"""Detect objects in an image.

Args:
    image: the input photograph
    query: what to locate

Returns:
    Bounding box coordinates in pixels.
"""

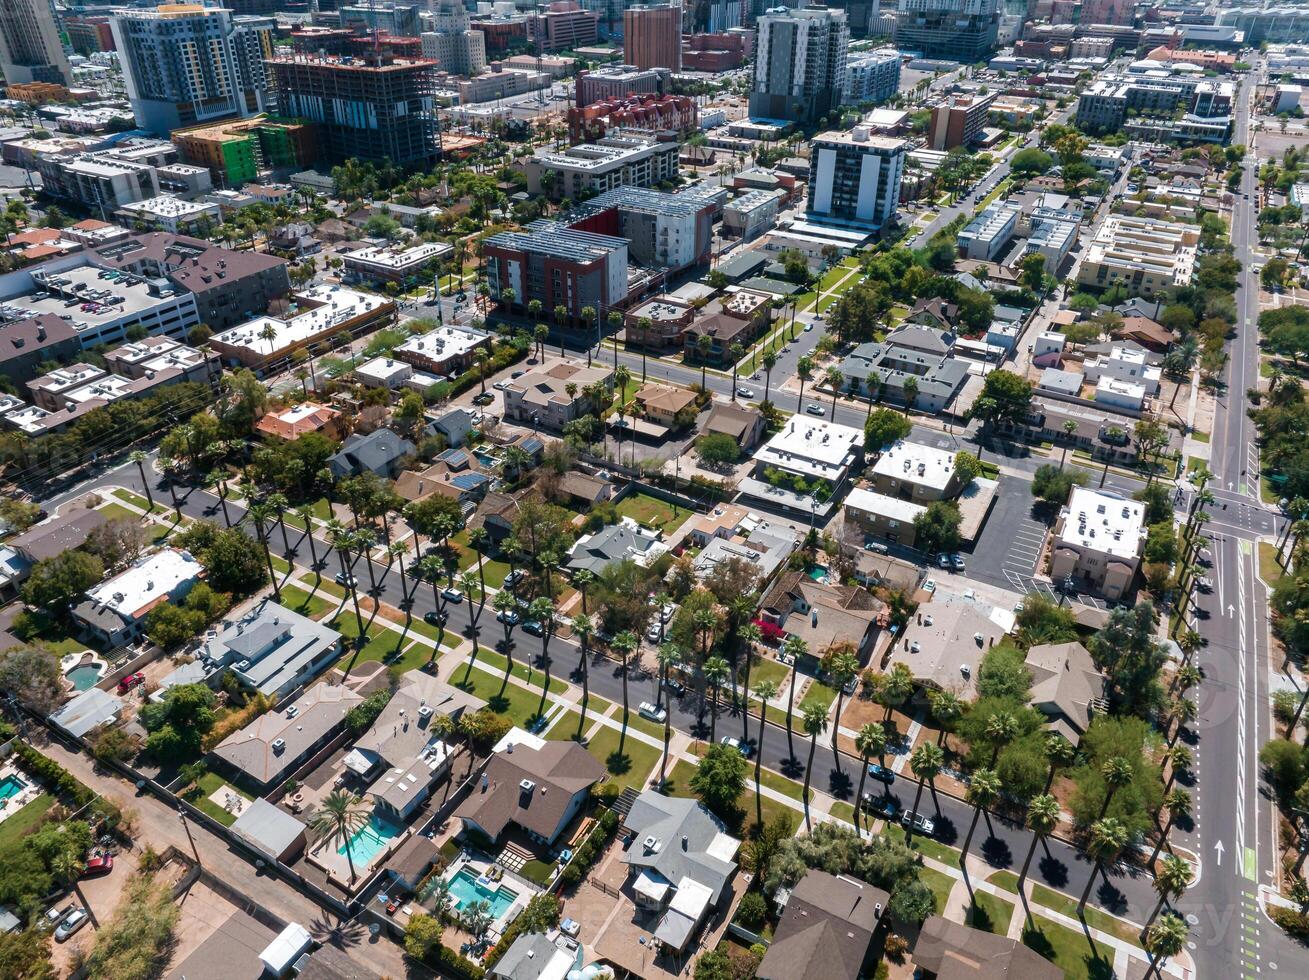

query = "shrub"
[735,891,768,931]
[1271,905,1309,941]
[560,807,620,887]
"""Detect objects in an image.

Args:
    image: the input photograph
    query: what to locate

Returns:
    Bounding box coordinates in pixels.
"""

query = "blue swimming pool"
[338,813,403,865]
[0,774,25,801]
[65,665,102,691]
[447,867,518,919]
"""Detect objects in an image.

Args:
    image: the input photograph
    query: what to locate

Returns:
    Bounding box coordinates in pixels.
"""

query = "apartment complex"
[576,64,671,107]
[1076,215,1199,299]
[65,16,116,56]
[524,135,678,200]
[342,240,454,286]
[0,0,72,86]
[894,0,1000,62]
[1050,487,1146,601]
[807,126,908,231]
[503,362,614,431]
[419,0,486,77]
[750,7,849,124]
[267,54,438,166]
[484,227,629,322]
[624,4,682,71]
[173,116,318,188]
[958,201,1020,261]
[844,48,902,106]
[569,185,720,273]
[928,93,995,150]
[110,5,273,134]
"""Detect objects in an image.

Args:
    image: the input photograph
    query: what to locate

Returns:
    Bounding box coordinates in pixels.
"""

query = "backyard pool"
[448,867,518,919]
[473,451,499,468]
[0,774,26,801]
[65,664,103,691]
[338,812,404,865]
[807,565,830,583]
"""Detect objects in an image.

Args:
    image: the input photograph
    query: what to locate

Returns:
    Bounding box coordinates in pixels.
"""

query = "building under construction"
[567,92,697,143]
[265,52,439,167]
[173,115,318,187]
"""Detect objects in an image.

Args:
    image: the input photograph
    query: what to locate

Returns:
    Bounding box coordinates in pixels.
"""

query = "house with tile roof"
[757,871,888,980]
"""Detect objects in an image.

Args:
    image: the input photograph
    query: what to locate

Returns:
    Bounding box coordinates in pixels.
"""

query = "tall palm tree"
[696,334,712,390]
[656,641,680,710]
[267,492,292,558]
[1098,756,1134,819]
[1018,793,1060,908]
[703,655,730,744]
[752,679,779,830]
[961,768,1002,873]
[1146,854,1194,931]
[247,501,282,603]
[466,526,490,597]
[985,712,1018,767]
[311,790,369,883]
[927,689,963,746]
[573,614,594,740]
[528,596,555,720]
[880,662,914,721]
[461,572,487,685]
[738,623,762,742]
[826,648,859,767]
[824,366,844,418]
[1149,788,1192,866]
[204,468,232,528]
[781,635,807,757]
[729,342,744,401]
[328,526,365,646]
[800,702,829,831]
[1161,744,1192,792]
[388,541,413,624]
[655,642,681,787]
[1043,733,1076,792]
[853,722,886,837]
[417,555,446,661]
[795,355,813,413]
[159,456,183,521]
[1079,817,1129,913]
[1144,913,1188,979]
[130,450,154,511]
[906,742,945,844]
[613,630,638,757]
[762,350,778,405]
[493,590,519,697]
[297,506,320,572]
[1060,419,1078,469]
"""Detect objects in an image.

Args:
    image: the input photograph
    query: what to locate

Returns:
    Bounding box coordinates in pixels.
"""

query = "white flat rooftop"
[345,240,453,270]
[871,439,958,492]
[845,487,927,524]
[395,325,489,361]
[1060,487,1145,560]
[755,417,864,481]
[84,548,203,620]
[212,285,388,355]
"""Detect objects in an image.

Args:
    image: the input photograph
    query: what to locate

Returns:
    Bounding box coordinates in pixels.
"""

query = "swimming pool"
[447,867,518,919]
[65,665,102,691]
[338,813,403,865]
[0,774,26,801]
[807,565,829,582]
[473,451,498,468]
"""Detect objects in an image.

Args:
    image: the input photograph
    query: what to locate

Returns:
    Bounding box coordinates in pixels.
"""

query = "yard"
[0,794,55,848]
[278,584,335,620]
[6,612,93,656]
[664,759,798,835]
[453,663,549,728]
[967,890,1014,935]
[182,771,251,828]
[584,724,661,793]
[919,865,956,915]
[97,501,142,523]
[1021,918,1115,980]
[614,492,685,533]
[112,487,164,514]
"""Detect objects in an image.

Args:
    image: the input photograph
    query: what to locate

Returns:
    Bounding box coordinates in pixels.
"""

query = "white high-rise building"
[420,0,486,76]
[0,0,72,86]
[807,124,907,230]
[750,7,850,124]
[111,5,272,135]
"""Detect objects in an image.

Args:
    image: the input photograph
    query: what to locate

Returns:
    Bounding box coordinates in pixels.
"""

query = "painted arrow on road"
[1228,603,1236,617]
[1214,840,1225,866]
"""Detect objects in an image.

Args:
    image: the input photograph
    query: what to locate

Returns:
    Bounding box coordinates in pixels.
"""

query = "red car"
[117,672,145,695]
[82,854,113,878]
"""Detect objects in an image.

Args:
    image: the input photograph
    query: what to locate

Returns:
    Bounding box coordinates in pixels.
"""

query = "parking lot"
[968,475,1052,595]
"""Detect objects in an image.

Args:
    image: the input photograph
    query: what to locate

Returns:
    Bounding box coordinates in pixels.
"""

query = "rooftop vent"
[271,738,286,753]
[519,778,535,794]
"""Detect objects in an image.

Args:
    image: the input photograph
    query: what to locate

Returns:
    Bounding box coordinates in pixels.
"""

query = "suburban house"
[7,508,107,565]
[50,688,121,738]
[489,933,580,980]
[210,683,365,793]
[198,599,343,703]
[328,429,416,479]
[566,518,667,576]
[455,728,606,846]
[889,594,1010,699]
[255,402,347,442]
[470,492,522,549]
[1024,641,1108,744]
[904,297,959,332]
[634,383,699,429]
[621,792,740,957]
[503,362,613,431]
[693,518,799,588]
[557,471,613,507]
[1049,487,1146,601]
[230,798,309,863]
[757,871,889,980]
[913,916,1062,980]
[702,401,767,452]
[1110,315,1174,352]
[426,407,476,448]
[759,571,885,665]
[70,548,205,647]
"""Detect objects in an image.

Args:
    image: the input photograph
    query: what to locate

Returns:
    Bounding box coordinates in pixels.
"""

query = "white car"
[736,386,755,398]
[638,701,667,723]
[440,588,464,604]
[805,404,825,416]
[55,908,89,943]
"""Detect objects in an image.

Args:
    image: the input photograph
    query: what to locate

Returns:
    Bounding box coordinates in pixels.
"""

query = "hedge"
[446,341,529,399]
[0,721,123,827]
[559,807,620,887]
[1271,905,1309,941]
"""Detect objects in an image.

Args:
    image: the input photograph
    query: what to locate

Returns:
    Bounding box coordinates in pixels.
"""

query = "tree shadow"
[981,835,1014,869]
[825,769,853,800]
[1038,854,1069,888]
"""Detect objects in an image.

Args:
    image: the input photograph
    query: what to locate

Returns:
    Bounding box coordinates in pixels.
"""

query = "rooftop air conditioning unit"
[643,835,661,852]
[236,659,251,671]
[286,705,300,718]
[519,778,536,793]
[418,705,434,719]
[272,738,286,753]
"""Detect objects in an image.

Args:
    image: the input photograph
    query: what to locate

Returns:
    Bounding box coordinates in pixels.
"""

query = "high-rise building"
[1078,0,1133,26]
[844,47,901,105]
[266,53,439,166]
[420,0,486,76]
[577,64,672,107]
[624,4,682,71]
[338,3,422,37]
[688,0,743,32]
[750,7,849,124]
[65,16,116,57]
[928,92,995,149]
[111,5,273,135]
[806,124,907,230]
[0,0,72,86]
[536,1,600,54]
[893,0,1000,62]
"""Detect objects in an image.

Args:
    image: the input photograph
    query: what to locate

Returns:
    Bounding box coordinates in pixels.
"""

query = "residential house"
[890,593,1010,699]
[470,491,522,549]
[503,362,614,431]
[267,222,320,256]
[621,792,740,956]
[683,313,759,365]
[70,548,204,647]
[256,402,348,442]
[693,519,799,588]
[1049,487,1145,601]
[386,836,442,894]
[490,933,579,980]
[757,871,888,980]
[557,471,613,508]
[839,332,969,413]
[634,383,698,429]
[394,451,492,509]
[566,518,667,576]
[904,297,958,332]
[843,487,926,547]
[851,551,923,593]
[198,599,344,703]
[913,916,1062,980]
[50,688,121,738]
[230,798,309,863]
[739,418,865,519]
[7,509,107,564]
[702,400,767,452]
[1024,641,1108,745]
[327,429,416,479]
[760,571,885,665]
[1110,315,1175,353]
[455,728,606,846]
[427,407,475,448]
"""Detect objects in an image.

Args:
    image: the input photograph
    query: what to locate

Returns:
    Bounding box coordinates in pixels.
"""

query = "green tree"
[853,722,888,836]
[1079,817,1129,912]
[1031,463,1085,505]
[690,743,748,821]
[311,790,370,883]
[403,913,444,962]
[20,550,102,616]
[913,500,963,554]
[1018,793,1060,901]
[864,408,911,452]
[801,702,830,830]
[907,742,945,843]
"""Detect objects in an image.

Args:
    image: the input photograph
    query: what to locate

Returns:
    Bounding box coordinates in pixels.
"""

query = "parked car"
[496,609,520,626]
[721,736,754,758]
[82,854,113,878]
[473,392,494,405]
[492,381,508,391]
[736,386,755,398]
[803,323,813,332]
[441,588,464,604]
[866,763,896,785]
[44,904,74,930]
[423,610,448,627]
[503,569,525,590]
[638,701,667,723]
[646,623,662,643]
[861,793,897,819]
[662,677,686,698]
[522,620,545,636]
[951,554,966,572]
[937,553,951,569]
[116,672,145,695]
[805,403,825,416]
[900,810,935,836]
[335,571,357,588]
[55,908,89,943]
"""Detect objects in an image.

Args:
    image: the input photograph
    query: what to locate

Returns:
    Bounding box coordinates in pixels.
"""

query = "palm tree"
[328,525,365,646]
[961,768,1002,874]
[607,310,622,368]
[204,468,232,527]
[1147,854,1194,931]
[824,366,844,418]
[737,623,762,742]
[728,342,744,400]
[613,630,638,757]
[703,655,730,744]
[985,712,1018,767]
[159,456,183,521]
[1079,817,1129,913]
[902,376,918,415]
[528,596,555,719]
[1149,788,1192,866]
[267,492,292,557]
[796,355,813,413]
[1144,913,1188,979]
[927,689,963,746]
[800,702,829,831]
[473,348,489,397]
[907,742,945,843]
[534,322,549,361]
[1043,733,1076,792]
[853,722,887,837]
[296,506,320,571]
[880,662,914,721]
[247,501,282,603]
[826,648,859,766]
[1060,419,1078,469]
[130,450,154,511]
[781,635,807,756]
[752,679,779,830]
[1099,756,1134,819]
[762,349,778,405]
[1018,793,1060,907]
[388,541,413,624]
[1161,743,1192,792]
[467,526,490,597]
[493,590,519,697]
[573,613,594,739]
[311,790,369,883]
[696,334,713,389]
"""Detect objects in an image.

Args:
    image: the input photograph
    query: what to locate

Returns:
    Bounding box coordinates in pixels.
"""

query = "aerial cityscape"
[0,0,1305,978]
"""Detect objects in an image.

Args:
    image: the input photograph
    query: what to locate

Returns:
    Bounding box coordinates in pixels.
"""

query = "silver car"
[55,908,89,943]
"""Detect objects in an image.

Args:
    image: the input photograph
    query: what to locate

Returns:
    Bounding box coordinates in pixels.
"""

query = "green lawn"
[6,612,92,656]
[474,646,569,694]
[748,658,790,689]
[1191,429,1210,444]
[799,680,838,715]
[183,772,251,828]
[1022,918,1116,980]
[520,858,557,886]
[277,584,334,620]
[615,492,684,532]
[453,663,550,728]
[919,865,956,915]
[146,523,171,543]
[1029,882,1142,948]
[317,578,348,599]
[0,794,54,847]
[886,824,963,869]
[664,759,799,835]
[546,708,585,740]
[987,870,1021,893]
[968,890,1014,934]
[97,502,140,523]
[830,801,856,825]
[112,488,164,514]
[585,723,662,793]
[1260,541,1282,585]
[329,614,415,670]
[402,615,461,650]
[270,553,291,575]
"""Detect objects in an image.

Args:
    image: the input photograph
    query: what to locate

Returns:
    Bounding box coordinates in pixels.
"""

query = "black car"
[860,793,897,819]
[522,620,545,636]
[423,610,448,627]
[661,677,686,698]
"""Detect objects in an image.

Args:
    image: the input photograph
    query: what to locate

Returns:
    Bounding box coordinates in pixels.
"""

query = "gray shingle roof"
[328,429,415,477]
[622,792,739,906]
